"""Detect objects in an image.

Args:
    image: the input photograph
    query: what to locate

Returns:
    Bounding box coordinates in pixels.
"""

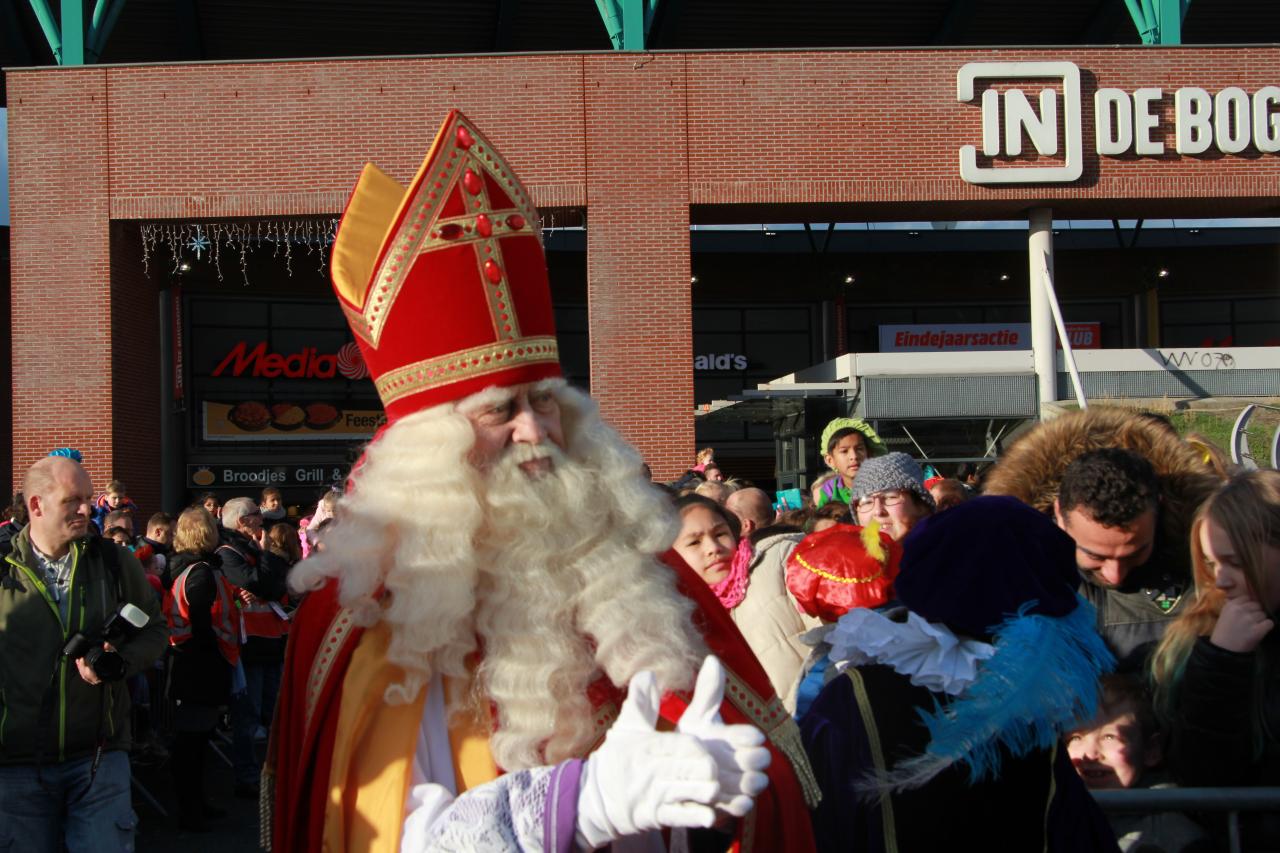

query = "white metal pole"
[1029,208,1055,406]
[1042,265,1088,410]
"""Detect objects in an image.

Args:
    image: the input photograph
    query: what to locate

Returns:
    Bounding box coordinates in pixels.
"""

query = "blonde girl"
[1151,470,1280,800]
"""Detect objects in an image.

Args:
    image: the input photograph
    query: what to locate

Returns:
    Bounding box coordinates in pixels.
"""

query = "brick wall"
[8,46,1280,488]
[8,69,115,491]
[584,54,694,472]
[685,48,1280,214]
[0,227,11,501]
[109,222,162,516]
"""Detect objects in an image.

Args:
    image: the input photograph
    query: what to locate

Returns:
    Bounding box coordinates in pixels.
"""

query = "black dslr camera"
[61,603,149,683]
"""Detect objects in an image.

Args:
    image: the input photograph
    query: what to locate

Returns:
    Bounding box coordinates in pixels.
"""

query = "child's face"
[262,494,281,512]
[1066,706,1159,789]
[106,492,125,509]
[824,433,867,485]
[1201,516,1280,612]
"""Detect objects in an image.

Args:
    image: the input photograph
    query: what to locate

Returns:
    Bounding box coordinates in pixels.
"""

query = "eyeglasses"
[855,491,907,513]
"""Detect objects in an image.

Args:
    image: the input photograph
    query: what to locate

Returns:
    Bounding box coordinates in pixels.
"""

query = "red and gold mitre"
[330,110,561,422]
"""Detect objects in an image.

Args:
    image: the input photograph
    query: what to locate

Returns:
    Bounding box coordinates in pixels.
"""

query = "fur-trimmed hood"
[984,407,1221,583]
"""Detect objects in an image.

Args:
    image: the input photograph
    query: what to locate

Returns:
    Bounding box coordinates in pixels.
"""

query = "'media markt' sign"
[957,61,1280,184]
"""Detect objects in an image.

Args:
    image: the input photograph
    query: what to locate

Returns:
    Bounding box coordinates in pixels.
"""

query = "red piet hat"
[330,110,561,423]
[785,523,901,623]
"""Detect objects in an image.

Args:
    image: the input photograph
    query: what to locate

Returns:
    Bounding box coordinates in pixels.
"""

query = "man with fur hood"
[984,408,1220,670]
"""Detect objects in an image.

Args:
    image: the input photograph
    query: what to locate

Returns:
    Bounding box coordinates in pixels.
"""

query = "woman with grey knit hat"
[849,452,936,542]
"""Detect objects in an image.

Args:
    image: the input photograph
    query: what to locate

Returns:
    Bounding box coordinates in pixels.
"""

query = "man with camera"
[0,456,167,852]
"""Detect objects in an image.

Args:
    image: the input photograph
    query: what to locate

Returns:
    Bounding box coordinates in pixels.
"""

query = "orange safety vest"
[166,562,243,667]
[239,595,291,641]
[216,542,292,642]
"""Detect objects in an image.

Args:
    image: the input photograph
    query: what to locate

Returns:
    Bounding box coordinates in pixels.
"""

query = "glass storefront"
[181,293,380,508]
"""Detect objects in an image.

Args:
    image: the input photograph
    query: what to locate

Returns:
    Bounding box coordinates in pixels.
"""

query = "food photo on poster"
[188,296,385,444]
[205,400,384,441]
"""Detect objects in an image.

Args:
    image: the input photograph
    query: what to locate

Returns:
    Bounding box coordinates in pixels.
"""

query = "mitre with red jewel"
[330,110,560,422]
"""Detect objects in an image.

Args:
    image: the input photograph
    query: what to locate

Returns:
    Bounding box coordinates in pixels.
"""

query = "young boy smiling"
[1066,675,1207,852]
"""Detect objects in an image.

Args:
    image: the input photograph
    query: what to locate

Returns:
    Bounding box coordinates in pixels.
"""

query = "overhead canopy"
[4,0,1276,77]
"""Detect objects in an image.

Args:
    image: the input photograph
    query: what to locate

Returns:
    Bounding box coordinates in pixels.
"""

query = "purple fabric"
[799,666,1121,852]
[543,758,584,853]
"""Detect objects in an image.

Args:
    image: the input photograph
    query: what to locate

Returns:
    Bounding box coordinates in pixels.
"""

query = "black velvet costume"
[801,664,1121,852]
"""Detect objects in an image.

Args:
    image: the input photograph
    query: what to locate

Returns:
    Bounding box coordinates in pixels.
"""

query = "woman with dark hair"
[672,494,741,591]
[163,507,243,831]
[672,494,820,711]
[196,491,222,520]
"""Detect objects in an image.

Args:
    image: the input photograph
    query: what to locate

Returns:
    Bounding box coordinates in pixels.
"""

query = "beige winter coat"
[729,532,822,713]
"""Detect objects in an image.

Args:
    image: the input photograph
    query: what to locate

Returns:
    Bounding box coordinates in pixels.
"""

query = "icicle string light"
[138,219,340,286]
[139,212,569,285]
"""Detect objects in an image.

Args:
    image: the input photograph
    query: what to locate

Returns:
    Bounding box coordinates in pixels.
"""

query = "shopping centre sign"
[957,61,1280,184]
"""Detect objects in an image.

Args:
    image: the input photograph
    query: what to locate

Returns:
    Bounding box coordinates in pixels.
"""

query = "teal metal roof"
[4,0,1278,104]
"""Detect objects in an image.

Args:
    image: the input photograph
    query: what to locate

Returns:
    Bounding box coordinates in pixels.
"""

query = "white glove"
[675,656,771,818]
[575,656,772,850]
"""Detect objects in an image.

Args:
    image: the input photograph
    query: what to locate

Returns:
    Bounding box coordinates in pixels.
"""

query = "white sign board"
[957,61,1280,184]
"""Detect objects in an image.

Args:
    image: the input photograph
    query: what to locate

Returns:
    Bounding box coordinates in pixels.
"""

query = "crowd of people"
[0,460,340,841]
[665,411,1278,851]
[5,403,1273,852]
[1,109,1276,853]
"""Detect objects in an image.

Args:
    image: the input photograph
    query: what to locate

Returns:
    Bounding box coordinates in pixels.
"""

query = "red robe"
[265,552,818,852]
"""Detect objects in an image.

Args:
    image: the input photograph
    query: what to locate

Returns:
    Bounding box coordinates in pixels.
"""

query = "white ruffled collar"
[826,608,995,696]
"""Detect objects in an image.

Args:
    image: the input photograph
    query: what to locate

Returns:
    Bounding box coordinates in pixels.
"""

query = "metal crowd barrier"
[1092,787,1280,853]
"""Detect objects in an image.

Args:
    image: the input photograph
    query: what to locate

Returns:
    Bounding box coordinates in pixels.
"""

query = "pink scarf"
[711,538,753,611]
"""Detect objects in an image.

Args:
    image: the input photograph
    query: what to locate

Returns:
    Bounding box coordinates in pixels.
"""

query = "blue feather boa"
[864,595,1115,794]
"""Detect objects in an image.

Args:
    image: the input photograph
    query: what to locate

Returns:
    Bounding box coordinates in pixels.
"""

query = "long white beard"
[473,440,703,769]
[289,385,705,770]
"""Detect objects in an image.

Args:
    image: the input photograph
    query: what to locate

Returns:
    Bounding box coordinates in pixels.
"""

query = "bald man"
[0,456,167,852]
[726,487,776,539]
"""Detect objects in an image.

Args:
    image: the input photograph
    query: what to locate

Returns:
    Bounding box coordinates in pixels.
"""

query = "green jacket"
[0,528,167,765]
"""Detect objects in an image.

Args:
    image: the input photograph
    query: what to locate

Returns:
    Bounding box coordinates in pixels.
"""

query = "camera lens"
[84,648,127,682]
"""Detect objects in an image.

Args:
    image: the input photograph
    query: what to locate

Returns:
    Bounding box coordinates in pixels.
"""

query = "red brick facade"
[8,47,1280,494]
